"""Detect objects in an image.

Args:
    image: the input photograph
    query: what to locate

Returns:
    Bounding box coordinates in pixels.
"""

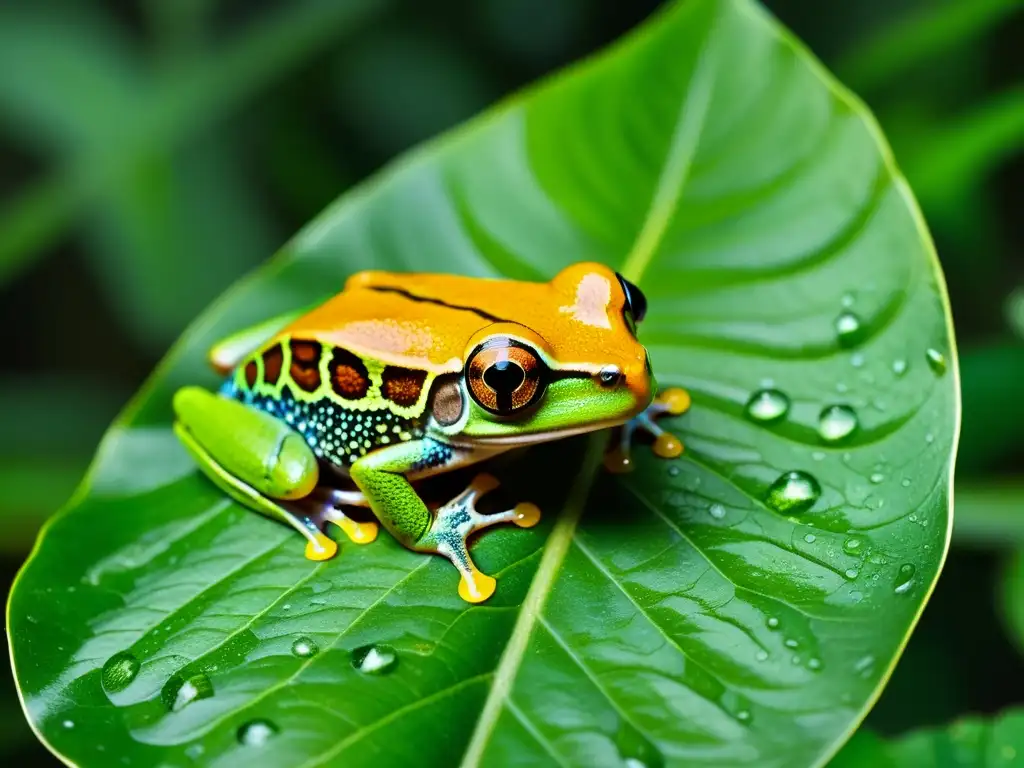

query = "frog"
[172,262,690,604]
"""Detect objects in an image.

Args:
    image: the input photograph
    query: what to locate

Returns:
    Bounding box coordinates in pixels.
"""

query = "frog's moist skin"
[173,262,690,603]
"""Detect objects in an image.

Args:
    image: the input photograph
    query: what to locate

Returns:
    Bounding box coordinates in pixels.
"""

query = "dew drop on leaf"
[892,358,908,376]
[62,720,74,729]
[845,568,859,580]
[925,348,947,375]
[818,405,858,442]
[101,651,140,693]
[765,471,821,515]
[291,637,319,658]
[843,538,863,555]
[808,657,823,671]
[237,719,278,747]
[744,388,790,423]
[667,464,680,477]
[351,644,398,675]
[767,617,780,630]
[803,533,816,543]
[708,503,726,520]
[755,650,769,662]
[870,473,885,484]
[616,720,664,768]
[162,673,214,712]
[894,563,916,594]
[834,312,862,346]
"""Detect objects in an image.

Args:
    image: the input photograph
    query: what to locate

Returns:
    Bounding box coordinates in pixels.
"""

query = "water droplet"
[784,638,799,649]
[767,617,780,630]
[162,673,214,712]
[291,637,318,658]
[755,650,768,662]
[845,568,859,580]
[841,293,855,308]
[237,719,278,747]
[102,651,140,693]
[745,389,790,423]
[808,658,823,671]
[311,581,330,595]
[836,381,849,393]
[854,655,875,678]
[62,720,74,729]
[667,465,680,477]
[843,538,863,555]
[351,644,398,675]
[894,564,916,594]
[851,353,865,368]
[765,471,821,515]
[892,359,908,376]
[185,744,205,760]
[736,710,751,723]
[803,533,816,544]
[901,478,911,488]
[925,348,947,375]
[812,451,826,461]
[835,312,862,346]
[925,433,935,444]
[616,721,664,768]
[708,503,726,520]
[818,405,858,442]
[870,473,885,484]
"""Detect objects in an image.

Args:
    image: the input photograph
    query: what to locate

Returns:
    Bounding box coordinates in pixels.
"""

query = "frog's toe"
[323,508,379,545]
[458,569,497,604]
[604,387,690,472]
[299,517,339,562]
[420,477,541,604]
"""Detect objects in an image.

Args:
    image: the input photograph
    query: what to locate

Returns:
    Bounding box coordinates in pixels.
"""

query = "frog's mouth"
[450,416,634,448]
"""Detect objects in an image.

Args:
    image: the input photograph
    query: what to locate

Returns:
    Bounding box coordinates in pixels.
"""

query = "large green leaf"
[8,1,958,766]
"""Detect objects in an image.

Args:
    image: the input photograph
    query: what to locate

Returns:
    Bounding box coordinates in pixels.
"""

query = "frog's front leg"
[350,439,540,603]
[172,387,378,559]
[604,387,691,473]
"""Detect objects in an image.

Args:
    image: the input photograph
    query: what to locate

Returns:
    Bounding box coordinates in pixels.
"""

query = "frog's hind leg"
[173,386,369,562]
[604,387,691,473]
[173,417,338,562]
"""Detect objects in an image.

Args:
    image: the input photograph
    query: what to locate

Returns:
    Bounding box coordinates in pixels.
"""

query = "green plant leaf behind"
[8,1,958,766]
[830,708,1024,767]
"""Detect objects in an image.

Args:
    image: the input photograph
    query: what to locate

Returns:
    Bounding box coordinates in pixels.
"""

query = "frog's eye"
[615,272,647,328]
[466,338,545,415]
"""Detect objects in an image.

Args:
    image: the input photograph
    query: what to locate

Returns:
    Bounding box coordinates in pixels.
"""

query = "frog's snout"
[623,356,654,412]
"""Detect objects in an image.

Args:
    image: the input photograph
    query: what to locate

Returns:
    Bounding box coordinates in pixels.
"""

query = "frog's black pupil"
[484,360,525,393]
[615,272,647,324]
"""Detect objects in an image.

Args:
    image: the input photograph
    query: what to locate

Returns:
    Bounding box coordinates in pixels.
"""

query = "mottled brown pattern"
[244,361,258,389]
[262,344,283,385]
[430,378,463,426]
[289,339,322,392]
[328,347,369,400]
[382,366,427,407]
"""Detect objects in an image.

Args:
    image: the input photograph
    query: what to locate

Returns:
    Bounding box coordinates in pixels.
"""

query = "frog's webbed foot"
[417,473,541,604]
[290,487,379,561]
[604,387,691,474]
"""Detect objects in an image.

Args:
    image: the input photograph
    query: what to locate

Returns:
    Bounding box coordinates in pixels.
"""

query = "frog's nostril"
[598,365,623,388]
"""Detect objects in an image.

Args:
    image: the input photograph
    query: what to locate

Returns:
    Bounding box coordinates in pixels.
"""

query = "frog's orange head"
[450,262,655,446]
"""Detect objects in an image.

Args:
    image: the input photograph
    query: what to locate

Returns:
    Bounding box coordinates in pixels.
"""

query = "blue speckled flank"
[229,385,426,469]
[413,438,454,473]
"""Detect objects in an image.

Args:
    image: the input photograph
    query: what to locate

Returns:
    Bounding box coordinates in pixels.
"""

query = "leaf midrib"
[458,23,716,763]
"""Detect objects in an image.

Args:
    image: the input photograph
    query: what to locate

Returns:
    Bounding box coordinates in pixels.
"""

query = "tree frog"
[173,262,689,603]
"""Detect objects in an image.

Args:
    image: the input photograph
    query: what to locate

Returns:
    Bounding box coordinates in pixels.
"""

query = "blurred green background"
[0,0,1020,764]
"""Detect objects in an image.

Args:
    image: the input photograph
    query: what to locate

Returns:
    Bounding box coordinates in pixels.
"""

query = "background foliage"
[0,0,1018,765]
